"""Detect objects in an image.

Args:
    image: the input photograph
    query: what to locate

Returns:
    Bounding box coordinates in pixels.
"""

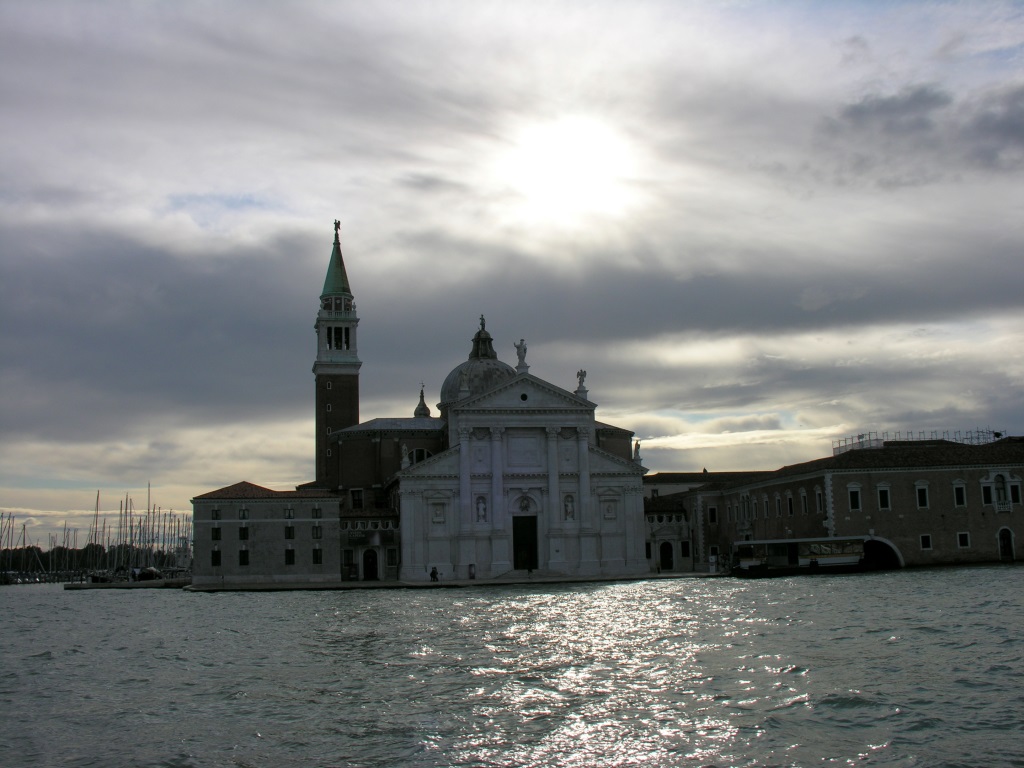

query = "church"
[191,223,649,587]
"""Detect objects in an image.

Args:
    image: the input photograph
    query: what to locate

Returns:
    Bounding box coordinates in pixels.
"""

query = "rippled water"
[2,567,1023,767]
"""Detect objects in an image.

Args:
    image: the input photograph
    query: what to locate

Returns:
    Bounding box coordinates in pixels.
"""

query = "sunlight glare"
[497,117,639,224]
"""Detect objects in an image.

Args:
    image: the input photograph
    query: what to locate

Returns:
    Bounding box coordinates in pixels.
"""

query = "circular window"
[520,393,528,401]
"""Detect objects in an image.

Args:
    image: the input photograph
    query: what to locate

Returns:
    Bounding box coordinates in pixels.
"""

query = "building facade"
[191,225,648,587]
[677,438,1023,570]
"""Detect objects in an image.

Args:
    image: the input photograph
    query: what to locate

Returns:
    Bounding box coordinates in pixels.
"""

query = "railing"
[996,501,1012,513]
[319,309,356,320]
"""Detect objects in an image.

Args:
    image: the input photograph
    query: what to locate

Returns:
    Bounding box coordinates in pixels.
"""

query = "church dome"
[439,318,516,409]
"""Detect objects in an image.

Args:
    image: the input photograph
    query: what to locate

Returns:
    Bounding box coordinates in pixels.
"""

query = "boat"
[731,536,870,577]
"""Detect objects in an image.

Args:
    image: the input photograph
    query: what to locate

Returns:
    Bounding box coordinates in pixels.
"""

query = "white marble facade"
[397,374,647,581]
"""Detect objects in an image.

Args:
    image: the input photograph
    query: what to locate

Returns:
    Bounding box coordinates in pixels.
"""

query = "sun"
[496,116,639,225]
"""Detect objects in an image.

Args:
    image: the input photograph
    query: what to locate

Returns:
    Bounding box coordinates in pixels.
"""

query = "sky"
[2,1,1023,548]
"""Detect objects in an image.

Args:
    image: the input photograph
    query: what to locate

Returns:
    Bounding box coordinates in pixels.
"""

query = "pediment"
[452,373,594,413]
[589,446,646,475]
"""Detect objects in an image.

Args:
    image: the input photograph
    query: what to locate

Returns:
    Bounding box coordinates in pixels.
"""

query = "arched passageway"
[999,528,1015,562]
[863,539,902,570]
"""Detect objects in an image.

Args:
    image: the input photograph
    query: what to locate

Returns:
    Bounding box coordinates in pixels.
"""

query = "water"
[2,567,1023,768]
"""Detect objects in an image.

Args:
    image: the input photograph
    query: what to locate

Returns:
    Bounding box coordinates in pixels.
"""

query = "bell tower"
[313,220,361,487]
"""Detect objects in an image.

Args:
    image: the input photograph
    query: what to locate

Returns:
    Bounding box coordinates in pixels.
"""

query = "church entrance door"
[659,541,674,571]
[513,516,538,571]
[362,548,379,580]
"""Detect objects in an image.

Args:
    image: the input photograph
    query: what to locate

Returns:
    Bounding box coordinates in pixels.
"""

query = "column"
[490,427,505,530]
[577,426,599,574]
[546,427,561,528]
[459,427,472,532]
[547,426,567,572]
[490,426,511,574]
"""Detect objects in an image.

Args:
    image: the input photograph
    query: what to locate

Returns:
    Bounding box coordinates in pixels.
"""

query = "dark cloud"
[835,85,952,136]
[818,82,1024,186]
[961,84,1024,170]
[0,224,321,442]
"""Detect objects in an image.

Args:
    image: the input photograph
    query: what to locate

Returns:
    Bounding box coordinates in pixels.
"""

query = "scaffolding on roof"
[832,428,1005,455]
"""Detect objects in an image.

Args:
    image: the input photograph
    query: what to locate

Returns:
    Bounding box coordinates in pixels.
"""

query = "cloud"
[1,1,1023,547]
[816,81,1024,186]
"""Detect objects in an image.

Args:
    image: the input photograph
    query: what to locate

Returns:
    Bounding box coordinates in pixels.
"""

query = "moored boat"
[731,536,870,577]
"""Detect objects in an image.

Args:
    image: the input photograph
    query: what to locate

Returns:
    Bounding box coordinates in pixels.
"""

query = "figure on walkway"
[430,566,439,582]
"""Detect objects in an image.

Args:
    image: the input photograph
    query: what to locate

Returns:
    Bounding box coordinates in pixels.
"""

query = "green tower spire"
[321,219,351,297]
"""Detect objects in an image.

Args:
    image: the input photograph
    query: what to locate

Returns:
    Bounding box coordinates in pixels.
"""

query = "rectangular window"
[800,495,808,515]
[312,548,323,565]
[764,499,769,517]
[387,548,398,567]
[285,508,294,519]
[787,497,794,516]
[815,491,823,514]
[285,525,295,540]
[1012,485,1022,504]
[238,549,249,566]
[920,534,932,550]
[957,532,970,548]
[211,509,220,521]
[878,488,890,510]
[211,527,221,541]
[312,507,322,519]
[681,541,691,557]
[983,485,993,505]
[776,498,782,517]
[954,486,966,507]
[351,489,364,509]
[312,525,322,539]
[285,549,295,565]
[917,487,929,509]
[211,550,221,567]
[849,489,861,511]
[238,526,248,540]
[342,549,354,565]
[708,506,718,525]
[238,508,248,520]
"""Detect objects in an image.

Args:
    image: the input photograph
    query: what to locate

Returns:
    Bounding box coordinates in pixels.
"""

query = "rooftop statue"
[515,339,527,365]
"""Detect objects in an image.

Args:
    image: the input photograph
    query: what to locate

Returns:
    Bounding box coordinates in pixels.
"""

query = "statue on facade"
[634,440,641,460]
[479,314,486,330]
[577,369,587,388]
[564,495,575,520]
[515,339,527,365]
[476,496,487,522]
